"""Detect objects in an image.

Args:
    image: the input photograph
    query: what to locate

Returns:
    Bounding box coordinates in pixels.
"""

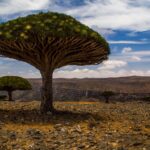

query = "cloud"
[0,0,52,15]
[122,47,133,53]
[127,32,138,37]
[113,47,150,62]
[91,26,115,37]
[130,51,150,56]
[98,60,127,70]
[0,68,40,78]
[53,68,150,78]
[109,47,150,63]
[0,0,150,31]
[109,40,149,44]
[121,47,150,56]
[0,57,17,62]
[0,58,41,78]
[66,0,150,31]
[0,55,149,78]
[130,56,141,62]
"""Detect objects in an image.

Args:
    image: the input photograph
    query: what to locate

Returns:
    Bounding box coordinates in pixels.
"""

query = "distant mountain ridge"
[29,76,150,91]
[1,76,150,101]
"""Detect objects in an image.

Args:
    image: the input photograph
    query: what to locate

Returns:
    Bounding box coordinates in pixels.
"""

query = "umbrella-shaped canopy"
[0,12,109,70]
[0,12,110,113]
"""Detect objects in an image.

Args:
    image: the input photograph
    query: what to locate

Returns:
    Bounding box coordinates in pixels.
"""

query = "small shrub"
[0,95,7,101]
[101,91,115,103]
[143,96,150,102]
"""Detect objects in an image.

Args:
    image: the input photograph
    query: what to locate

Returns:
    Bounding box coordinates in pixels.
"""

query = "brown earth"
[0,101,150,150]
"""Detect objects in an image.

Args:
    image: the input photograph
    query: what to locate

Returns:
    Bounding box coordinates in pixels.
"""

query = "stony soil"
[0,101,150,150]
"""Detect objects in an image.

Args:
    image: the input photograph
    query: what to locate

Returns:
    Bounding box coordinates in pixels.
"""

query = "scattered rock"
[0,121,5,126]
[9,131,17,140]
[75,125,82,133]
[26,128,43,139]
[54,124,62,129]
[46,111,52,115]
[133,126,142,132]
[78,144,85,149]
[133,142,143,146]
[29,142,48,150]
[0,101,149,149]
[117,146,126,150]
[60,127,66,133]
[145,125,150,128]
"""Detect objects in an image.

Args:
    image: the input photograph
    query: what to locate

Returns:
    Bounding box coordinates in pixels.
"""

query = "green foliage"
[0,76,32,91]
[0,12,109,49]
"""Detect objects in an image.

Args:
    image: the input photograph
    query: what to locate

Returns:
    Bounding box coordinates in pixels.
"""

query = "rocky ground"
[0,101,150,150]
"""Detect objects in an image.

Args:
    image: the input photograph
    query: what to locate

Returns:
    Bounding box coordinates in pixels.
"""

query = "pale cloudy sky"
[0,0,150,78]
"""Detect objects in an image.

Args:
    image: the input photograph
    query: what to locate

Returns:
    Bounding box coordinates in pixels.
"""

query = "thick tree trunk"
[40,71,54,114]
[8,90,13,101]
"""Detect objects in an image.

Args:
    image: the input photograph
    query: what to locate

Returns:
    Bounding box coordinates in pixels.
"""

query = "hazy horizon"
[25,75,150,79]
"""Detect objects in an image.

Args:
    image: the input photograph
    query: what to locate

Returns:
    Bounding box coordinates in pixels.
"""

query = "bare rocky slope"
[1,76,150,101]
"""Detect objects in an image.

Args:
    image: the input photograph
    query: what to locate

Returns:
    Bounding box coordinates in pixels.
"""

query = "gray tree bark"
[40,71,54,114]
[8,90,13,101]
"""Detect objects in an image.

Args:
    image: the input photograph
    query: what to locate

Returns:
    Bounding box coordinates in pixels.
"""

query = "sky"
[0,0,150,78]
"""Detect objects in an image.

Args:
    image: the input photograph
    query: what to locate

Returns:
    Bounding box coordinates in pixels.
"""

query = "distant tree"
[0,12,110,113]
[143,96,150,102]
[0,76,32,101]
[0,95,7,101]
[101,91,115,103]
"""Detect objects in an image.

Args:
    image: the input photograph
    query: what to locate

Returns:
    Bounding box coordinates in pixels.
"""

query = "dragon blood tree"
[0,76,32,101]
[0,12,110,113]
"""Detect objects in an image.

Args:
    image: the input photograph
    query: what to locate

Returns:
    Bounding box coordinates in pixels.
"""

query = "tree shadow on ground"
[0,108,102,125]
